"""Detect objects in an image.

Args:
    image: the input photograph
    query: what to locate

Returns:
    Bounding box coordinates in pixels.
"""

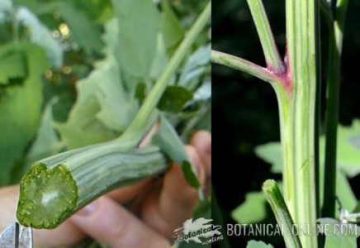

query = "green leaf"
[27,98,63,162]
[327,120,360,177]
[56,56,137,149]
[111,0,160,78]
[161,0,184,52]
[150,34,169,80]
[246,240,273,248]
[336,172,357,212]
[0,43,49,185]
[16,7,63,68]
[255,142,282,173]
[256,120,360,177]
[232,192,268,223]
[0,50,26,85]
[152,115,188,163]
[152,116,200,189]
[324,234,357,248]
[182,161,200,188]
[255,142,357,211]
[56,2,103,53]
[0,0,12,22]
[158,86,193,113]
[179,45,211,89]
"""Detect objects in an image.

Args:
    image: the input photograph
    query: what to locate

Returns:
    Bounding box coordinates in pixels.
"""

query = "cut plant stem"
[322,0,349,218]
[17,143,167,228]
[16,3,211,229]
[262,180,301,248]
[120,2,211,146]
[246,0,284,72]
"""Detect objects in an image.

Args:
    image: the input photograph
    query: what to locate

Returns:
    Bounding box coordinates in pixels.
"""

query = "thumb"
[71,197,171,248]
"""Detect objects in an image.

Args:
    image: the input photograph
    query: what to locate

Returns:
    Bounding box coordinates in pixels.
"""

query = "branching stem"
[246,0,284,72]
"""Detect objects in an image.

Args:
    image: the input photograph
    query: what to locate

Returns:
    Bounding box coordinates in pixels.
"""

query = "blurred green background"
[213,0,360,247]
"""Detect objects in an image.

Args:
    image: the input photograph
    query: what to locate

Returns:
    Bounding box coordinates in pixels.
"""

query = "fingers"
[191,131,211,178]
[34,222,85,247]
[0,186,19,232]
[71,197,171,248]
[141,145,207,238]
[107,180,153,203]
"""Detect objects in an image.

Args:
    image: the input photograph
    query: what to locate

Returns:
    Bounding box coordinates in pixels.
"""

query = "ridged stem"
[17,143,167,228]
[286,0,318,246]
[262,180,302,248]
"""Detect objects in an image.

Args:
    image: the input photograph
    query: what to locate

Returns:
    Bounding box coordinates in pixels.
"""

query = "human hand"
[0,131,211,248]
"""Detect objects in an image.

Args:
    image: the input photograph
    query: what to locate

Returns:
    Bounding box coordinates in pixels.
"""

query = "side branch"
[211,50,280,83]
[247,0,284,72]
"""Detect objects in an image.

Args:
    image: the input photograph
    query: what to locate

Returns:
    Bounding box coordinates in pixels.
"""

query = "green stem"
[262,180,302,248]
[120,2,211,146]
[246,0,284,72]
[16,3,211,229]
[286,0,318,247]
[211,50,280,83]
[322,0,348,218]
[315,0,322,221]
[17,143,167,228]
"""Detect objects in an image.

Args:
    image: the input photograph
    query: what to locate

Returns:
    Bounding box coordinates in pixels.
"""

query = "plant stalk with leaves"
[213,0,349,247]
[16,2,211,229]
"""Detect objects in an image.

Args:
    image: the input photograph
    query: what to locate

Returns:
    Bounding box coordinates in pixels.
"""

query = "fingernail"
[75,202,97,217]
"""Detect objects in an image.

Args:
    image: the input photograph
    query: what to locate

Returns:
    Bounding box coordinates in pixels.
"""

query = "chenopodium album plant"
[1,1,211,229]
[213,0,358,247]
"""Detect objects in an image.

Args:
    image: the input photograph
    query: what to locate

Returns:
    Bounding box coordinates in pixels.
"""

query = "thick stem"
[262,180,302,248]
[246,0,285,72]
[120,2,211,146]
[17,143,167,228]
[322,0,348,218]
[16,3,211,229]
[286,0,318,247]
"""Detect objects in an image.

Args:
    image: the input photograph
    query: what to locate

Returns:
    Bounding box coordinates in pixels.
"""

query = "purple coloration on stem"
[266,52,293,94]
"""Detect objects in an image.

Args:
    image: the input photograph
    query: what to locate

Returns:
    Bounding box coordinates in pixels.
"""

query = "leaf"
[327,120,360,177]
[182,161,201,188]
[0,0,12,22]
[336,172,357,211]
[255,143,357,211]
[256,120,360,177]
[111,0,160,78]
[158,86,193,113]
[255,142,282,173]
[324,234,357,248]
[152,116,200,189]
[246,240,273,248]
[150,34,169,80]
[0,43,49,185]
[193,81,211,102]
[232,192,268,224]
[179,45,211,90]
[16,7,63,68]
[0,50,26,85]
[56,56,137,149]
[27,98,63,162]
[161,0,184,52]
[56,2,103,53]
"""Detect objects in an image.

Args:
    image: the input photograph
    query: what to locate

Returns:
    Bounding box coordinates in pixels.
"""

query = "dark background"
[212,0,360,247]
